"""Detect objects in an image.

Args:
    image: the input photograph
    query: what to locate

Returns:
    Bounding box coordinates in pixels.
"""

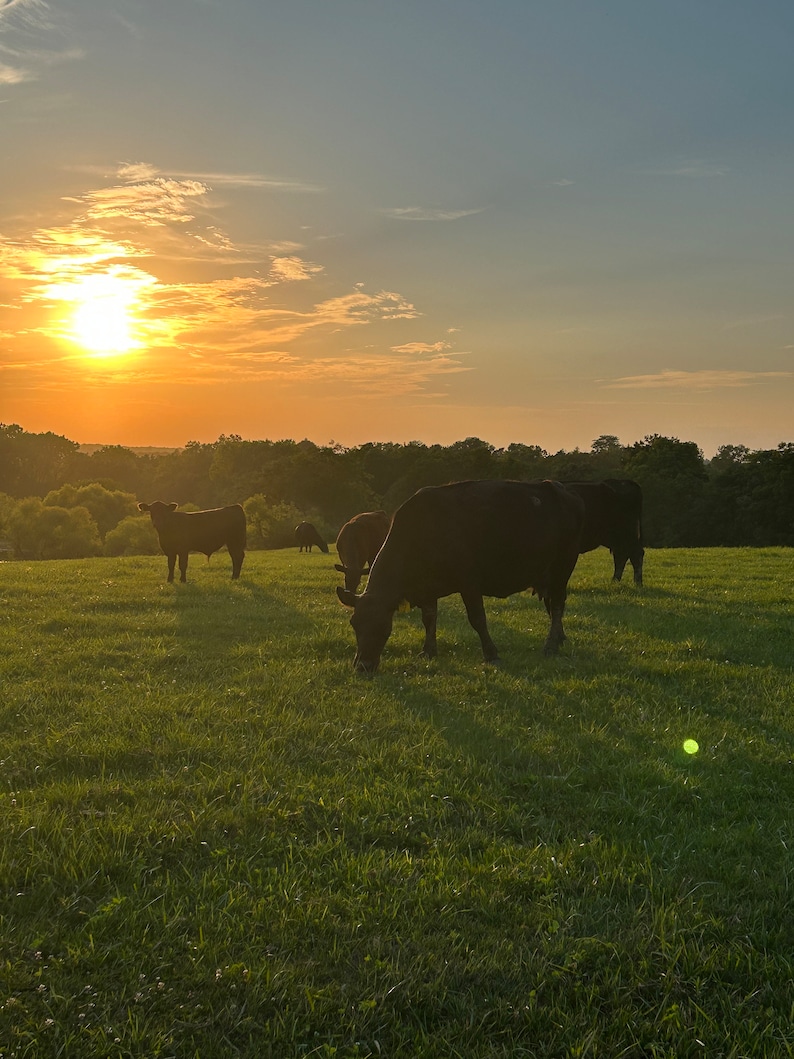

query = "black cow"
[295,521,329,553]
[563,479,644,584]
[336,479,584,673]
[138,501,246,583]
[334,510,391,593]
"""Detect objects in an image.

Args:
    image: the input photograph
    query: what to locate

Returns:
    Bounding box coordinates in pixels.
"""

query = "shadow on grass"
[165,574,315,656]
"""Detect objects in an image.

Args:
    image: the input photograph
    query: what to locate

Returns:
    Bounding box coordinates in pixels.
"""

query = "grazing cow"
[295,521,329,553]
[336,480,584,674]
[563,479,645,584]
[138,501,246,583]
[335,510,391,593]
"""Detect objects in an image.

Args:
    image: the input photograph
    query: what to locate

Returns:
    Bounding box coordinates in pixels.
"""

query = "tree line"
[0,423,792,560]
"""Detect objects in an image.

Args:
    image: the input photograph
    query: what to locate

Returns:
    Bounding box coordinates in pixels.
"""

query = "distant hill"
[78,444,180,456]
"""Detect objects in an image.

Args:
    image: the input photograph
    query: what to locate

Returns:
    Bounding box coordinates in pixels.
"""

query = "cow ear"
[337,587,357,609]
[334,563,347,573]
[138,503,150,512]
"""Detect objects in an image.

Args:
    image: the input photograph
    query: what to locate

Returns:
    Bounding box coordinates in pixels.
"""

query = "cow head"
[138,501,178,528]
[337,587,395,674]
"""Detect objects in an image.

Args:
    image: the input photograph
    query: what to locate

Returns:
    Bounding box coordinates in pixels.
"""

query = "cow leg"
[166,553,176,583]
[631,554,644,586]
[461,592,499,664]
[542,591,567,656]
[612,551,628,582]
[230,550,244,579]
[178,552,189,583]
[419,601,438,658]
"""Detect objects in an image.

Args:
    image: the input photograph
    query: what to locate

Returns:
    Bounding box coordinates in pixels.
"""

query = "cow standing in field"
[563,479,644,584]
[335,510,391,593]
[336,480,584,674]
[138,501,246,583]
[295,522,329,553]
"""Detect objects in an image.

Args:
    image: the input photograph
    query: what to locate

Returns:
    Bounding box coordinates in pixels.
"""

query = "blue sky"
[1,0,792,453]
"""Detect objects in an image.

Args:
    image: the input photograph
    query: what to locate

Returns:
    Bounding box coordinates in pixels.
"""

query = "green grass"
[1,546,792,1058]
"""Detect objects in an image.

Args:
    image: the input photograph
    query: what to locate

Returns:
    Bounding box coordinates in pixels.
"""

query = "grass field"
[1,546,792,1058]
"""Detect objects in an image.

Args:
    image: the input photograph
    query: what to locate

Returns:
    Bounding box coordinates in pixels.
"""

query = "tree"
[104,515,161,556]
[82,445,151,494]
[44,483,137,539]
[243,495,305,549]
[623,435,708,545]
[7,499,101,559]
[0,424,80,497]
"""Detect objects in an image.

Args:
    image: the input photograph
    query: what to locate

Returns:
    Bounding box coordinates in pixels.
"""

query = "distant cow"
[295,522,329,553]
[336,480,584,674]
[563,479,644,584]
[335,510,391,593]
[138,501,246,583]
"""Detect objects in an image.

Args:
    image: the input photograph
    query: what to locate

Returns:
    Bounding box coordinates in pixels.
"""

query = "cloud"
[0,61,27,82]
[114,162,323,194]
[0,2,80,83]
[382,206,486,222]
[391,341,450,355]
[0,0,47,19]
[175,170,324,193]
[636,160,728,179]
[81,177,210,227]
[268,256,323,283]
[605,370,792,390]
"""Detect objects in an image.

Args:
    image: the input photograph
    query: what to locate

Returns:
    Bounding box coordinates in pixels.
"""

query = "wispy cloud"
[605,370,791,390]
[0,1,80,84]
[382,206,486,222]
[0,0,48,20]
[268,256,323,283]
[636,160,728,179]
[174,170,324,193]
[0,60,27,82]
[391,340,450,355]
[81,177,210,227]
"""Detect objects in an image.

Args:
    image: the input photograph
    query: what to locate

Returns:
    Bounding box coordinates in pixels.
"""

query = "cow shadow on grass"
[371,647,794,898]
[568,585,791,672]
[165,574,314,656]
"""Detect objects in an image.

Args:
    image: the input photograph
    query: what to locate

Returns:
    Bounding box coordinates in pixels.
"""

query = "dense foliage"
[1,424,793,558]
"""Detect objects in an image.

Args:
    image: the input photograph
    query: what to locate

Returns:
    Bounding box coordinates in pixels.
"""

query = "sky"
[1,0,793,456]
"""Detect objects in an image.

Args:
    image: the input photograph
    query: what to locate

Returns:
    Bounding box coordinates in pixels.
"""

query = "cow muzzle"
[354,653,379,676]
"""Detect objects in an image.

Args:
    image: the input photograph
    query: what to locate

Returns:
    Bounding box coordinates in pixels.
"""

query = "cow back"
[369,480,583,605]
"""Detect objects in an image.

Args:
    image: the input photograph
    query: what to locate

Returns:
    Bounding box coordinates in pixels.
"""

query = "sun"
[67,272,142,356]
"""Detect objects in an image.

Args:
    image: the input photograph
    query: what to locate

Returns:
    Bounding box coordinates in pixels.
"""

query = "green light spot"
[683,739,699,755]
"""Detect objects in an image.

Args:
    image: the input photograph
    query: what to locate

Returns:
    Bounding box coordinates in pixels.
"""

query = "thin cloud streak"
[605,370,792,390]
[382,206,486,222]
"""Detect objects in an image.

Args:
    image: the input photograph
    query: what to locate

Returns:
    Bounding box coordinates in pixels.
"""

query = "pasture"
[0,546,792,1058]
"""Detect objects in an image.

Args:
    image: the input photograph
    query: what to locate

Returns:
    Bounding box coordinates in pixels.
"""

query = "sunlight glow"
[67,273,141,355]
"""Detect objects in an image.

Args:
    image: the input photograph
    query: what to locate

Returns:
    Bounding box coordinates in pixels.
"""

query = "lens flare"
[683,738,699,755]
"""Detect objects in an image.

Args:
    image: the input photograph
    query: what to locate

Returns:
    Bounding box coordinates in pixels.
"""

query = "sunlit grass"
[0,547,792,1056]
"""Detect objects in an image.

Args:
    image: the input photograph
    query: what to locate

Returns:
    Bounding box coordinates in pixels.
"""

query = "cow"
[563,479,644,584]
[334,510,391,593]
[336,479,584,674]
[295,521,329,553]
[138,501,246,583]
